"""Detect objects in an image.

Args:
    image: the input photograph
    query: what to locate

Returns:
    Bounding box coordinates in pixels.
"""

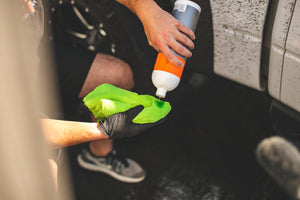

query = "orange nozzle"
[154,52,186,78]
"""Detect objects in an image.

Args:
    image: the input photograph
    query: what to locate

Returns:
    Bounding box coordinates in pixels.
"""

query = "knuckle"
[173,20,180,28]
[162,33,170,41]
[164,51,173,59]
[177,46,191,57]
[177,45,186,53]
[183,36,190,45]
[154,37,162,46]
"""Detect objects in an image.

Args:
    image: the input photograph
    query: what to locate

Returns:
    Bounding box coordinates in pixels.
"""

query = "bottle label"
[174,3,187,12]
[172,1,201,32]
[154,52,186,78]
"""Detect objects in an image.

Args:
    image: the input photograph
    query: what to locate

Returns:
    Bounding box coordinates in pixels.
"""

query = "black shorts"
[53,43,96,120]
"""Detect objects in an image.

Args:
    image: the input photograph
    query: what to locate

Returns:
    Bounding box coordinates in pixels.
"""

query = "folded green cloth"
[83,83,171,124]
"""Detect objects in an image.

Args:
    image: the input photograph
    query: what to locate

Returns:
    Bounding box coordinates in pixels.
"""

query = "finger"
[126,105,144,121]
[177,22,195,40]
[159,44,184,67]
[168,37,192,58]
[174,31,195,50]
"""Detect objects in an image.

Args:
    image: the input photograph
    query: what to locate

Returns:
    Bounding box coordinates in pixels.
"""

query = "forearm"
[41,118,109,149]
[115,0,160,22]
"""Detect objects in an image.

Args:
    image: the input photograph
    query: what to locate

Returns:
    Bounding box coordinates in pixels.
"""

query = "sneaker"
[77,148,146,183]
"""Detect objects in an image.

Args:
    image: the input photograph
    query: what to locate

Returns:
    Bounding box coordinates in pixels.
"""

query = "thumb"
[125,105,144,122]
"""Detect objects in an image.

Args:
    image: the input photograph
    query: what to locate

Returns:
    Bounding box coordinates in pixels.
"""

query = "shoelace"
[106,150,129,171]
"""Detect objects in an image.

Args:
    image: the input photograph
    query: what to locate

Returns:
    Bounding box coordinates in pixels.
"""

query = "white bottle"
[152,67,181,98]
[152,0,201,98]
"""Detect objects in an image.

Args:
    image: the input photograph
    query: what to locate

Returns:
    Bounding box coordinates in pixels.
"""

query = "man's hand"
[98,105,167,139]
[115,0,195,67]
[141,5,195,67]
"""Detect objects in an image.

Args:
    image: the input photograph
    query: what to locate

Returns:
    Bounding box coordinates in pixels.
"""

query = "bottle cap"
[156,88,167,98]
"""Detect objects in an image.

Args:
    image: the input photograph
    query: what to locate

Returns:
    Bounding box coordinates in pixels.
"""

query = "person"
[50,0,196,184]
[21,0,166,190]
[23,0,196,185]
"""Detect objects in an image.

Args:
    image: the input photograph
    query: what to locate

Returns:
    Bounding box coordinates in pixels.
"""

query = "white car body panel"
[210,0,300,112]
[280,0,300,112]
[210,0,269,91]
[268,0,295,100]
[269,0,300,112]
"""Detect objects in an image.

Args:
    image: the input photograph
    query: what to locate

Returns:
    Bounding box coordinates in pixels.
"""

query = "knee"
[115,61,134,90]
[94,54,134,90]
[80,54,135,98]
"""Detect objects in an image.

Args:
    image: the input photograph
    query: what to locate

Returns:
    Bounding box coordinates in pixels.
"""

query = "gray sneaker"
[77,148,146,183]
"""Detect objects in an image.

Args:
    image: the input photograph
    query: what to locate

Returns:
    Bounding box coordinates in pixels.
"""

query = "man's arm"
[41,118,109,149]
[115,0,195,67]
[41,105,166,149]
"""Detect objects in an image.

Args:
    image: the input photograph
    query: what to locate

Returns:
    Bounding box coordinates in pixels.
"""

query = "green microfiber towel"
[83,83,172,124]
